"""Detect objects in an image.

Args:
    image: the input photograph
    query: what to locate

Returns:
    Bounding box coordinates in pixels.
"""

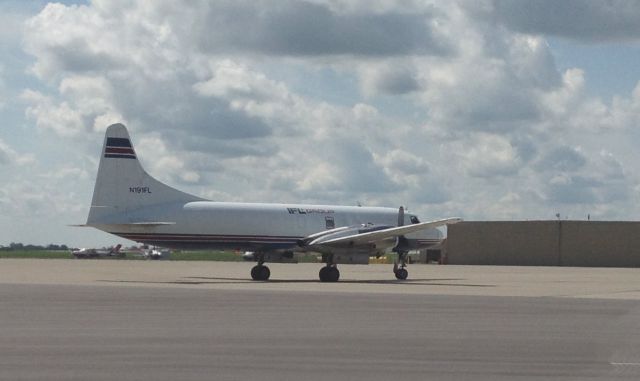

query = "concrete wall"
[560,221,640,267]
[445,221,640,267]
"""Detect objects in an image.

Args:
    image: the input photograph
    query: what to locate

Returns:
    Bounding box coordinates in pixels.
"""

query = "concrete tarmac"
[1,260,639,380]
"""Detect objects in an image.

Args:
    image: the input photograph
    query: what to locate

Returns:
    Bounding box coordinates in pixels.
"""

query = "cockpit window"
[410,215,420,224]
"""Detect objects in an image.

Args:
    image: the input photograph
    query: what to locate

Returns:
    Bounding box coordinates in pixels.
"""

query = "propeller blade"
[398,206,404,227]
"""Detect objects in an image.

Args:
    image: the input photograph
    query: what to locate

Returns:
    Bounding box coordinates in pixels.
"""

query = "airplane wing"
[306,217,463,248]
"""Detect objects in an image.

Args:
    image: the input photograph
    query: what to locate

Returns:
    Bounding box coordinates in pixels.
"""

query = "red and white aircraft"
[71,244,123,259]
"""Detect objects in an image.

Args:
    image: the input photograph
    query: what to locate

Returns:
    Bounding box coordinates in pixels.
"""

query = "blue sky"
[549,38,640,101]
[2,1,640,247]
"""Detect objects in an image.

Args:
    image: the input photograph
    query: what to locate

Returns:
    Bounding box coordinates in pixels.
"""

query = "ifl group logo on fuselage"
[287,207,335,215]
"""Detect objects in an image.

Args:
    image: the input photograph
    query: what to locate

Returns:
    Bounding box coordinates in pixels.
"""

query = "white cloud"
[358,61,421,97]
[379,150,430,176]
[7,0,640,246]
[536,145,587,172]
[136,134,200,184]
[458,133,521,178]
[0,65,5,110]
[0,139,13,165]
[192,59,304,137]
[21,89,85,137]
[486,0,640,42]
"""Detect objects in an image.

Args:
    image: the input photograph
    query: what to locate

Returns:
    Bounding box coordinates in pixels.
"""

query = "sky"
[2,0,640,247]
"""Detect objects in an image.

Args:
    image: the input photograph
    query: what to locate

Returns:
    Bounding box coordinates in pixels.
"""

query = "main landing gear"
[250,253,270,281]
[319,254,340,282]
[393,251,409,280]
[319,264,340,282]
[250,265,270,281]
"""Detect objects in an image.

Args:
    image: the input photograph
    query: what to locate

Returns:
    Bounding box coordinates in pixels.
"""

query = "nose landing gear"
[394,267,408,280]
[393,251,409,280]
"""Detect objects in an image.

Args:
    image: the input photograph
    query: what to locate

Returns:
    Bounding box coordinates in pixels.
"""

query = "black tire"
[259,266,270,280]
[319,266,329,282]
[327,267,340,282]
[251,265,261,280]
[320,266,339,282]
[251,265,270,281]
[395,268,408,280]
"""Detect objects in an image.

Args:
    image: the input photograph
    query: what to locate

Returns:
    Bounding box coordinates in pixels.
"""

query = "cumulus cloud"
[536,146,633,213]
[0,139,39,244]
[0,140,11,165]
[547,175,606,204]
[359,61,422,96]
[536,146,587,172]
[195,1,453,57]
[458,133,522,178]
[380,150,430,176]
[415,32,563,133]
[0,138,36,167]
[21,89,85,136]
[0,65,5,110]
[9,0,640,248]
[486,0,640,42]
[136,134,201,185]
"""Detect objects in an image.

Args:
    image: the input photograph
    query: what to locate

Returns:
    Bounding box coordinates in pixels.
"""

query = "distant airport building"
[444,221,640,267]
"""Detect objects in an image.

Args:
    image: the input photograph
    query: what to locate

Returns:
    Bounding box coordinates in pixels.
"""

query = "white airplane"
[144,247,171,260]
[81,123,461,281]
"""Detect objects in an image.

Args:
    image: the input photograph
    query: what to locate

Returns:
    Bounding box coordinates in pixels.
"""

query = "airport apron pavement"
[0,260,639,380]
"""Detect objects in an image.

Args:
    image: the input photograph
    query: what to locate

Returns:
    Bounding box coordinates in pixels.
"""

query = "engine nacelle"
[304,223,394,247]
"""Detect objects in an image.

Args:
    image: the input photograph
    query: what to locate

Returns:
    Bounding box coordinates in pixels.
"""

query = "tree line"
[0,243,70,251]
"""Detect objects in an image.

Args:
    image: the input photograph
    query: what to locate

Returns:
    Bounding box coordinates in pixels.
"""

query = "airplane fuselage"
[94,201,442,252]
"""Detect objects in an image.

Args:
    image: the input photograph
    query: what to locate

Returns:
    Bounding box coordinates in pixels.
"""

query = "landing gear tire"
[394,268,408,280]
[393,250,409,280]
[251,265,270,281]
[319,266,340,282]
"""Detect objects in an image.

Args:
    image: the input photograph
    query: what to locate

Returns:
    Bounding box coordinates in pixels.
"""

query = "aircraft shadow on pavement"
[98,277,495,287]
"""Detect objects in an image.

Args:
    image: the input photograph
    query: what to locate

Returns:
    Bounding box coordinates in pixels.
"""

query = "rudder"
[86,123,204,225]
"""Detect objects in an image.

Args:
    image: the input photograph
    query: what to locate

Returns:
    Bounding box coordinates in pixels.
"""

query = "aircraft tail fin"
[86,123,204,226]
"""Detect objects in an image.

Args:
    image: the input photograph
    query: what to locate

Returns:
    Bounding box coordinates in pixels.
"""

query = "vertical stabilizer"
[86,123,204,225]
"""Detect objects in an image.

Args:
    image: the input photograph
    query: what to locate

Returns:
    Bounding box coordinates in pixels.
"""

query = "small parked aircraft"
[71,244,123,259]
[80,124,461,281]
[144,247,171,260]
